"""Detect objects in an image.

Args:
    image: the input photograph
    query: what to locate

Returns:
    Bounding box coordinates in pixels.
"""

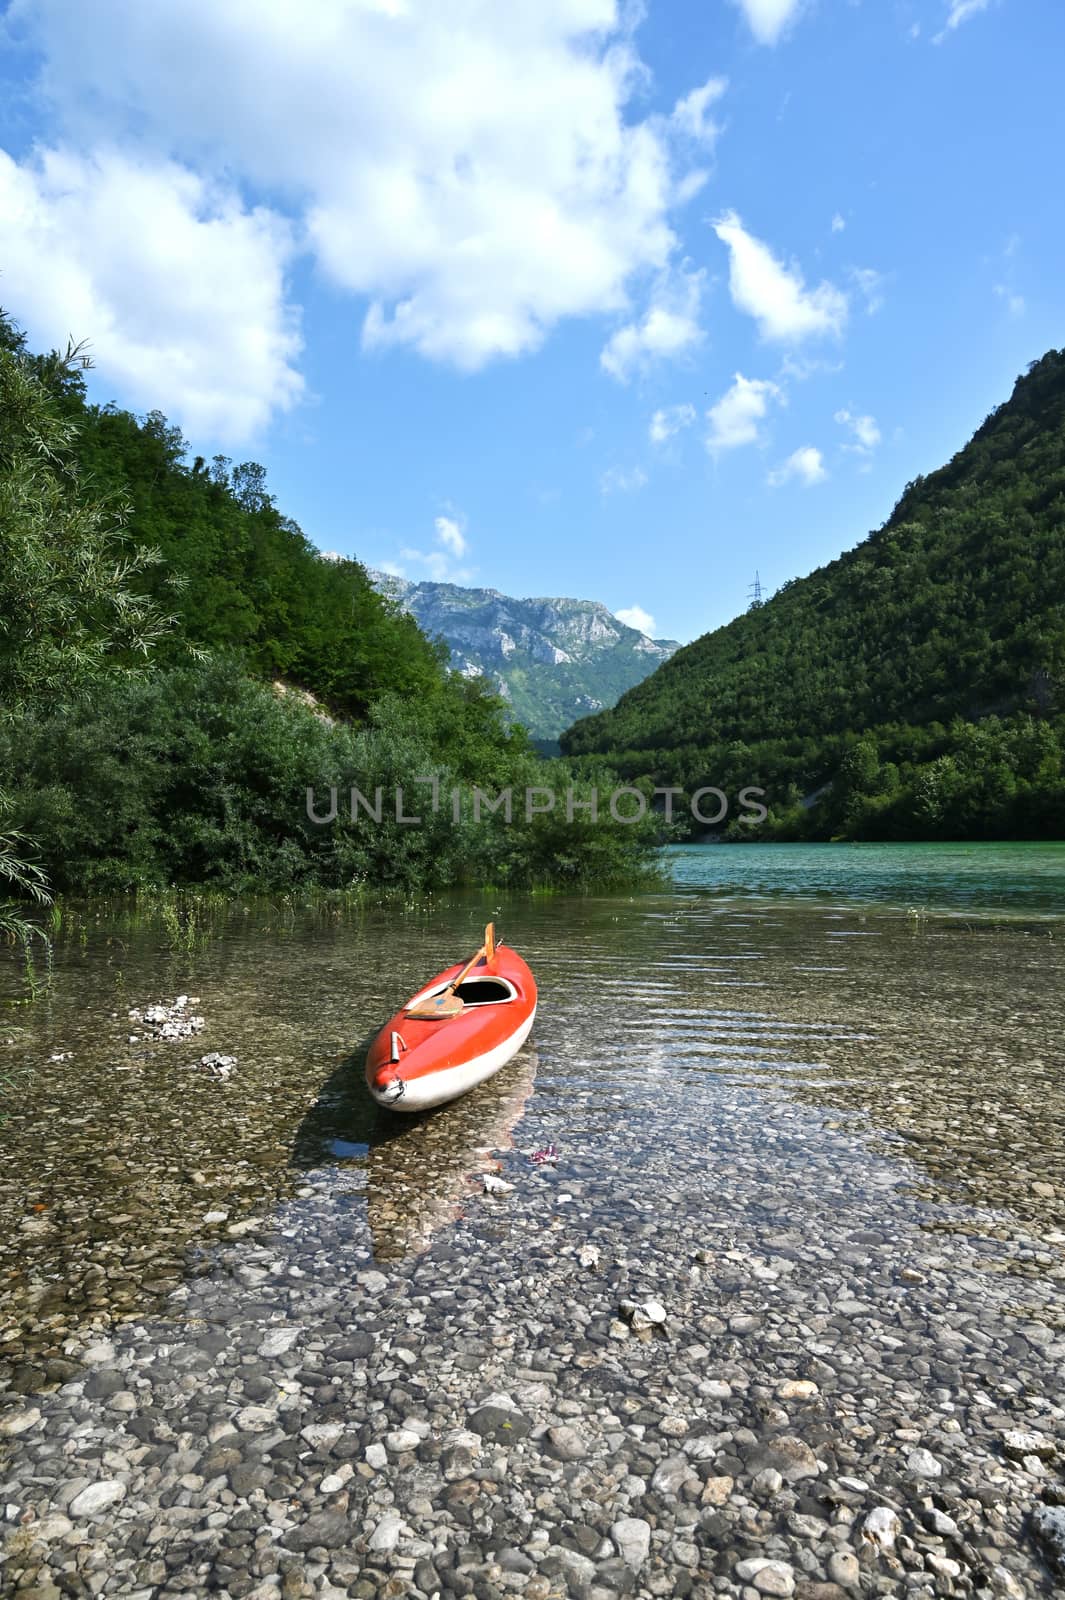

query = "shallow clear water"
[1,874,1063,1368]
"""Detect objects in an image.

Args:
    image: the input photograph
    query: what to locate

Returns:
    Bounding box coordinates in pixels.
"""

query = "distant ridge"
[369,571,679,741]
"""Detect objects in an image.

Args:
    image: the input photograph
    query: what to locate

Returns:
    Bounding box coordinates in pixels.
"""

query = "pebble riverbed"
[1,895,1064,1600]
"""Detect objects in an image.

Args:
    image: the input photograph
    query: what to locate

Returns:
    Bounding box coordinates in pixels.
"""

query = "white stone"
[752,1563,795,1598]
[365,1442,388,1469]
[385,1428,421,1453]
[861,1506,901,1552]
[236,1406,278,1432]
[1002,1428,1055,1461]
[652,1455,696,1495]
[82,1341,116,1365]
[69,1480,127,1518]
[0,1407,41,1437]
[612,1516,651,1570]
[828,1550,860,1587]
[357,1270,389,1294]
[368,1513,403,1552]
[478,1391,519,1413]
[259,1328,299,1358]
[300,1422,343,1447]
[777,1380,819,1399]
[906,1447,943,1478]
[929,1508,961,1539]
[32,1514,73,1540]
[672,1537,699,1567]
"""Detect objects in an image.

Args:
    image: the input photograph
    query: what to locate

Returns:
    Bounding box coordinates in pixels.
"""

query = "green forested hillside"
[562,351,1065,839]
[0,312,655,897]
[31,346,447,721]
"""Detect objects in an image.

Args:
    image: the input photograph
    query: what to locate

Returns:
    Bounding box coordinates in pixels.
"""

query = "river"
[1,842,1063,1594]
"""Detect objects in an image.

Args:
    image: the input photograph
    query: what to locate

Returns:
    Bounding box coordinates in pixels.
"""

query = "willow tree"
[0,319,176,954]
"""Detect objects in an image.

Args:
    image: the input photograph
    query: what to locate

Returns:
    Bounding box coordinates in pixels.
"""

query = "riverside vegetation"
[562,350,1065,842]
[0,310,659,947]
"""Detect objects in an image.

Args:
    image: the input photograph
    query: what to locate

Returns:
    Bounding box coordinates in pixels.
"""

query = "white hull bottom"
[371,1007,536,1112]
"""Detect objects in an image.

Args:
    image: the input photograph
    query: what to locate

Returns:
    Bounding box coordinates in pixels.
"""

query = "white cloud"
[768,445,826,487]
[318,550,345,562]
[850,265,885,314]
[831,212,846,233]
[705,372,782,454]
[778,353,844,383]
[670,77,727,146]
[0,144,302,441]
[936,0,992,41]
[729,0,804,46]
[649,402,696,444]
[600,266,705,382]
[14,0,727,377]
[835,408,881,452]
[993,284,1025,317]
[394,511,472,582]
[713,211,847,342]
[615,604,656,634]
[434,514,468,558]
[600,465,648,494]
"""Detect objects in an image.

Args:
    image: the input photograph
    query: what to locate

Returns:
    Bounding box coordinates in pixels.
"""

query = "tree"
[0,336,177,709]
[0,326,177,958]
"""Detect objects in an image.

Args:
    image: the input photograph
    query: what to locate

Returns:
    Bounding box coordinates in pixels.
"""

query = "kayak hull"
[365,944,537,1113]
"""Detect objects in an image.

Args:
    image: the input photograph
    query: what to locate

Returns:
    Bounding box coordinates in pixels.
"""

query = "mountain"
[562,349,1065,841]
[369,572,679,742]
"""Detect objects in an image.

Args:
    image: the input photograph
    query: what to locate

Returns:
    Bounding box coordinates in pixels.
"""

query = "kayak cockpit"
[413,975,518,1008]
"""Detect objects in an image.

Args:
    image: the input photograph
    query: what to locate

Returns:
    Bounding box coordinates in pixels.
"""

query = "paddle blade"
[406,992,464,1020]
[485,921,496,963]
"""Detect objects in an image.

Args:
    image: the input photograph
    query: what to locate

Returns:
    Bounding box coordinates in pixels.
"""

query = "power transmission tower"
[748,571,764,609]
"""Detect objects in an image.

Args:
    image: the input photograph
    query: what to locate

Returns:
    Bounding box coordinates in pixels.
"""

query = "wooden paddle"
[406,923,496,1020]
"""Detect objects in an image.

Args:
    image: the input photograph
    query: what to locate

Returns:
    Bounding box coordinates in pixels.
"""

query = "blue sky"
[0,0,1061,644]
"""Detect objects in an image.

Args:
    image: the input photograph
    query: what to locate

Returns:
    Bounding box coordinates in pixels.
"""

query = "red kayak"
[365,924,537,1112]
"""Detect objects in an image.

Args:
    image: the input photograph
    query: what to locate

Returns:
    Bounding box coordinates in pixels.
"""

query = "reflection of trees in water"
[293,1044,538,1262]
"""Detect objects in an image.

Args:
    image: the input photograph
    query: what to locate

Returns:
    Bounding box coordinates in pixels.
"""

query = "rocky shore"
[1,900,1063,1597]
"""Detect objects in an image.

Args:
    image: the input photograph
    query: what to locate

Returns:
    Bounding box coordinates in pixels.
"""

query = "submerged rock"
[195,1052,237,1079]
[1030,1504,1065,1577]
[128,995,205,1041]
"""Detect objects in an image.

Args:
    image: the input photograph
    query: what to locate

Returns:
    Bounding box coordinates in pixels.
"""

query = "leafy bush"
[0,658,660,894]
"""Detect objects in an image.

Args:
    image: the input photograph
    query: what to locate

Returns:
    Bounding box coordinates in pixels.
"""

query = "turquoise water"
[665,839,1065,914]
